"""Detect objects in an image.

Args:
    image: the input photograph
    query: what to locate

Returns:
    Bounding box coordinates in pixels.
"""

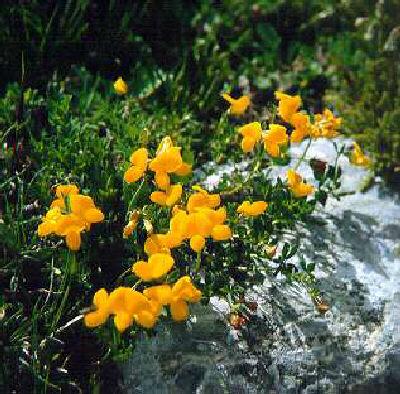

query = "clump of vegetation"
[0,70,371,390]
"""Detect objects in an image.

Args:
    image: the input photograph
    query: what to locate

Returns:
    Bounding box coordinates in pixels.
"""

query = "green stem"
[293,138,312,171]
[68,251,78,276]
[126,176,146,217]
[195,252,201,272]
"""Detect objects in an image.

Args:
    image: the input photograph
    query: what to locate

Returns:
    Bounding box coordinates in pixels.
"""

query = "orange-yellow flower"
[237,201,268,217]
[263,124,288,158]
[287,169,315,198]
[187,187,220,213]
[124,148,148,183]
[169,276,202,321]
[175,162,192,176]
[132,253,174,281]
[150,184,182,206]
[190,234,206,253]
[211,224,232,241]
[144,234,171,256]
[114,77,128,95]
[350,143,371,167]
[290,112,311,143]
[310,109,341,139]
[238,122,262,153]
[222,93,250,116]
[84,288,110,328]
[275,91,301,123]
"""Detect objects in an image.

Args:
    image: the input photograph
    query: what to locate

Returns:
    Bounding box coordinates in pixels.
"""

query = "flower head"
[287,169,314,197]
[290,112,311,143]
[222,93,250,116]
[114,77,128,95]
[150,184,182,206]
[263,124,288,158]
[237,201,268,217]
[275,91,301,123]
[350,143,371,167]
[132,253,174,281]
[310,109,341,139]
[124,148,148,183]
[238,122,262,153]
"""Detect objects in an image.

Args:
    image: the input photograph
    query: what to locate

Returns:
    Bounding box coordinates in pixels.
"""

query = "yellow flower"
[85,287,160,332]
[184,212,214,238]
[310,109,341,139]
[124,148,148,183]
[287,169,315,197]
[144,234,171,256]
[150,184,182,206]
[237,201,268,217]
[37,189,104,251]
[114,76,128,95]
[222,93,250,116]
[84,288,110,328]
[190,234,206,253]
[123,211,140,238]
[170,276,202,321]
[65,229,81,251]
[55,184,79,199]
[132,253,174,281]
[211,224,232,241]
[154,171,170,190]
[350,143,371,167]
[149,147,183,174]
[187,189,220,213]
[143,285,172,305]
[263,124,288,158]
[175,162,192,176]
[290,112,310,143]
[238,122,262,153]
[275,91,301,123]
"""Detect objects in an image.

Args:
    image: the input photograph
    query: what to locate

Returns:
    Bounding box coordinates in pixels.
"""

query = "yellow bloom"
[287,169,315,198]
[143,285,172,305]
[184,212,214,238]
[263,124,288,158]
[275,91,301,123]
[190,234,206,253]
[124,148,148,183]
[170,276,202,321]
[238,122,262,153]
[144,234,171,256]
[350,143,371,167]
[149,147,183,174]
[132,253,174,281]
[84,288,110,328]
[85,287,160,332]
[150,184,182,206]
[222,93,250,116]
[211,224,232,241]
[237,201,268,217]
[154,171,170,190]
[310,109,341,139]
[187,189,220,213]
[65,229,81,251]
[290,112,310,143]
[37,189,104,251]
[175,162,192,176]
[55,184,79,199]
[114,76,128,95]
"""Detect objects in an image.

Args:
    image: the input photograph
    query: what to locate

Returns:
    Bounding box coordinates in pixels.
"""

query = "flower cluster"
[124,137,191,207]
[37,185,104,250]
[350,142,371,167]
[84,276,201,332]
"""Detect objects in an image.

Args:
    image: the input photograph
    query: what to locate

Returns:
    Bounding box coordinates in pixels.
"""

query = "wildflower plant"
[1,72,372,391]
